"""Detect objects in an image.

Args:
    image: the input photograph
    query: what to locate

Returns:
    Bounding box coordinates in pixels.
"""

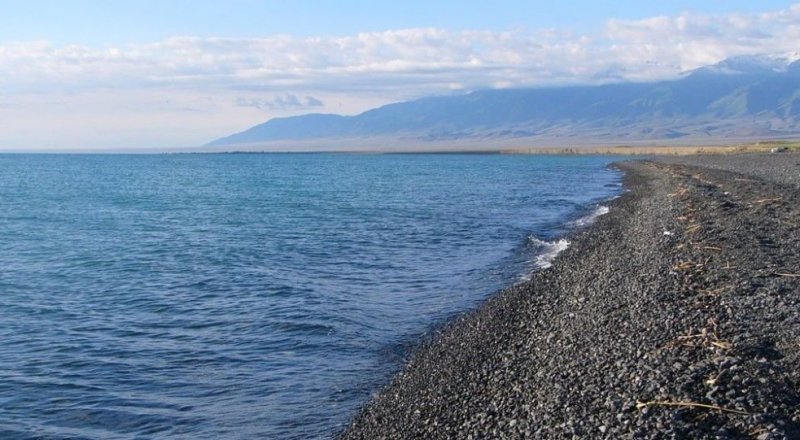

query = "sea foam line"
[570,204,610,228]
[524,204,611,276]
[528,237,571,270]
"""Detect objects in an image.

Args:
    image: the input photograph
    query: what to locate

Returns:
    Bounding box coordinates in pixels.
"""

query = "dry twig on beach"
[698,287,727,297]
[635,400,751,415]
[752,197,783,204]
[685,224,702,234]
[660,319,732,351]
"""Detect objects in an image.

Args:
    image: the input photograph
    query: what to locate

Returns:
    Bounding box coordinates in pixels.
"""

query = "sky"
[1,1,799,150]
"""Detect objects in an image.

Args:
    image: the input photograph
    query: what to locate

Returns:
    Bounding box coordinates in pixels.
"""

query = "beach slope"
[339,153,800,439]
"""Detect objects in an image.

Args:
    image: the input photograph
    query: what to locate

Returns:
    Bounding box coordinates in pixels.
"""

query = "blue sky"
[0,1,799,150]
[0,1,795,43]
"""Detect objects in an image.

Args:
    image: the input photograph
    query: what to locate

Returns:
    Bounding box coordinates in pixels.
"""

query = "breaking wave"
[528,237,571,270]
[570,205,610,228]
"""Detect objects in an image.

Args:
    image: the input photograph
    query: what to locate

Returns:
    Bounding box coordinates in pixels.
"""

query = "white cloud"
[236,95,324,111]
[1,4,799,149]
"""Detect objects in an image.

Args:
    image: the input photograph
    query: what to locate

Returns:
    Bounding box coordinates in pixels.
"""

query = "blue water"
[0,154,622,439]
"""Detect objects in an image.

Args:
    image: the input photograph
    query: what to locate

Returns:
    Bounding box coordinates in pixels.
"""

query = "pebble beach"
[339,153,800,439]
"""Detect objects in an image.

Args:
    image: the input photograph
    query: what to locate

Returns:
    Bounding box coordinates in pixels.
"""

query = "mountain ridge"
[208,56,800,150]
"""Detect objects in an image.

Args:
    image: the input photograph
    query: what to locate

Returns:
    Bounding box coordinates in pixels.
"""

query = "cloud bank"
[1,4,799,149]
[236,95,324,111]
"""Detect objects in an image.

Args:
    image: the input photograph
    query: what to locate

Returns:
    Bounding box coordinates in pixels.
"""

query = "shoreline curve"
[338,153,800,439]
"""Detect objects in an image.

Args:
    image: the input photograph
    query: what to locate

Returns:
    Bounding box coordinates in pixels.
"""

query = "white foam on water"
[521,204,611,280]
[528,237,571,270]
[570,205,610,228]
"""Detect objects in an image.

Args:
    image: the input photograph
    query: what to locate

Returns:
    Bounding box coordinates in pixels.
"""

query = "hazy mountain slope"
[208,56,800,148]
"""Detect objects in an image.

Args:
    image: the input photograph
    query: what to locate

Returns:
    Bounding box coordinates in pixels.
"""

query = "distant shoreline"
[501,139,800,156]
[194,138,800,155]
[215,139,800,156]
[2,139,799,155]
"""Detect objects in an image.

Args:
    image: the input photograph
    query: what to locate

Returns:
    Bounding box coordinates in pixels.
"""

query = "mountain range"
[207,55,800,151]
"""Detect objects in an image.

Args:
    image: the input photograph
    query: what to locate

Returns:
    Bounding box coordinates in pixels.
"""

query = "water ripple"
[0,153,622,439]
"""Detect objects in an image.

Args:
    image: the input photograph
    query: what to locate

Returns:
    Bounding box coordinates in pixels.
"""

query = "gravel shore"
[339,153,800,439]
[658,153,800,189]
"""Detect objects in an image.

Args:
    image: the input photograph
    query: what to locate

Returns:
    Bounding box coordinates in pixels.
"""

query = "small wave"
[570,205,610,228]
[528,237,570,270]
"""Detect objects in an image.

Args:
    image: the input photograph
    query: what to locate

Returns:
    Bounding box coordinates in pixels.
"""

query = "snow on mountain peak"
[685,53,800,77]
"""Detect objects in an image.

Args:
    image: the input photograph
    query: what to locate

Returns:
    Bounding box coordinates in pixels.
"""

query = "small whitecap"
[528,236,571,270]
[570,205,610,228]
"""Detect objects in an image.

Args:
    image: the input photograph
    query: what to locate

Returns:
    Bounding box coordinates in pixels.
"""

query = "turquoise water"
[0,154,622,439]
